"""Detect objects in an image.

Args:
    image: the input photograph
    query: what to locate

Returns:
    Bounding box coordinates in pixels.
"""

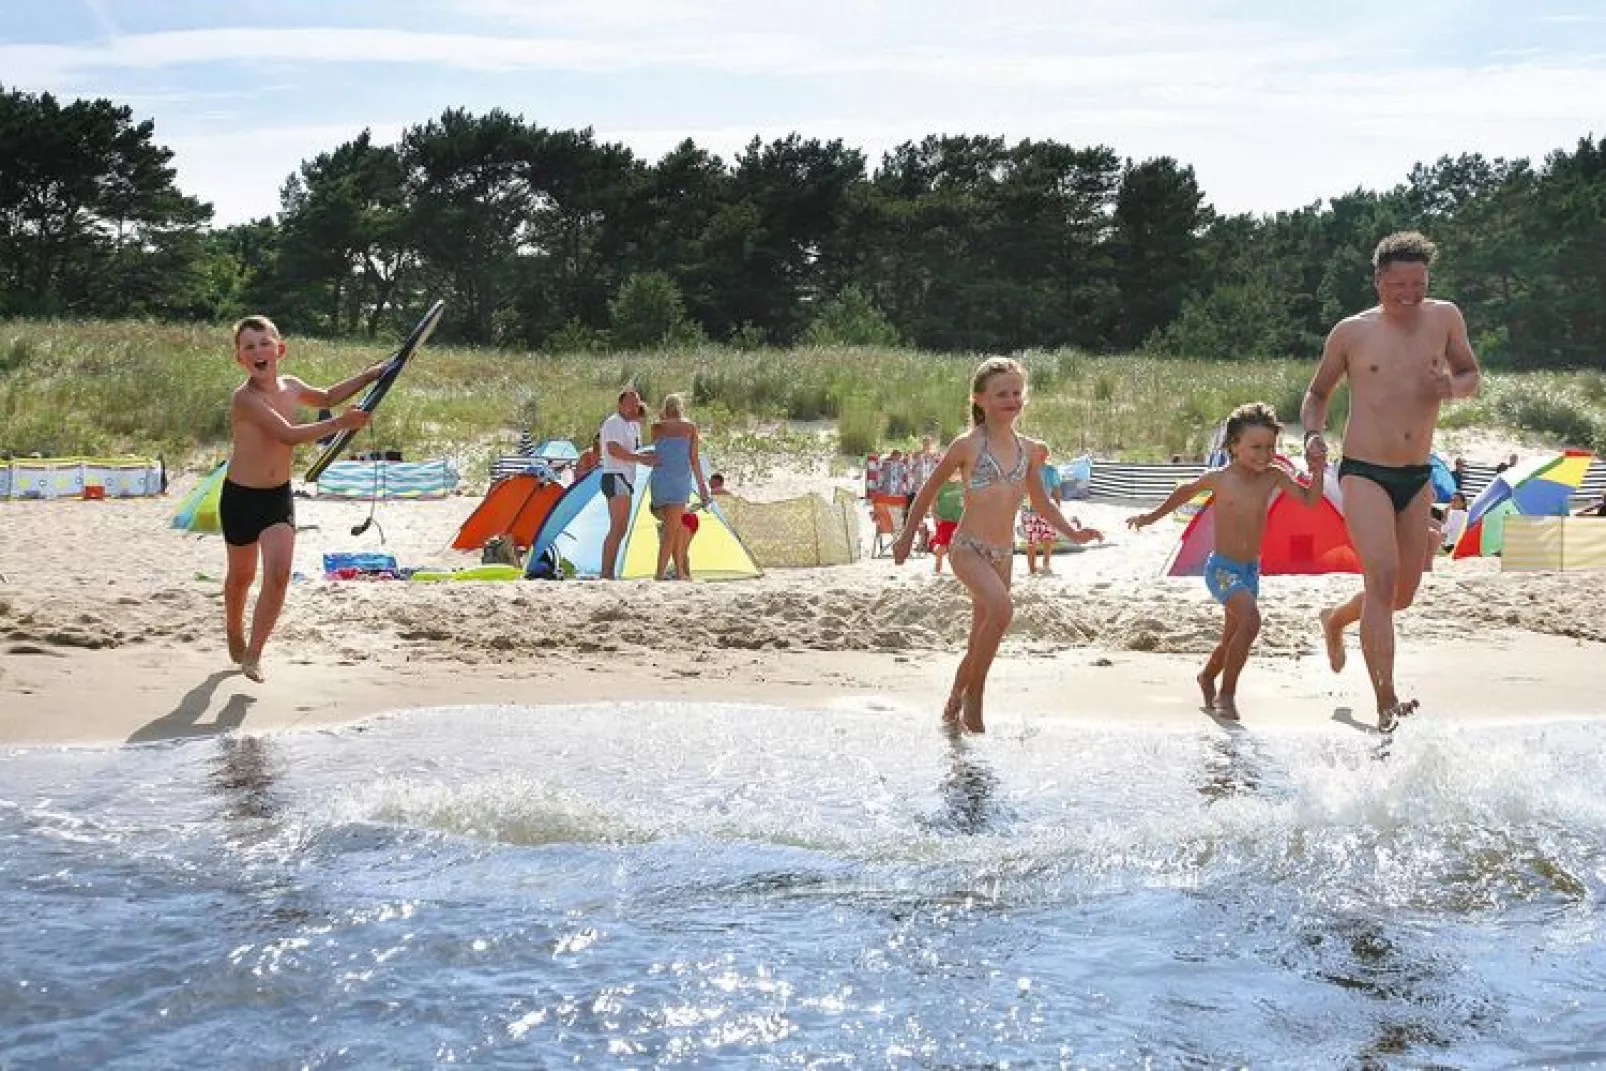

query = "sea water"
[5,702,1606,1068]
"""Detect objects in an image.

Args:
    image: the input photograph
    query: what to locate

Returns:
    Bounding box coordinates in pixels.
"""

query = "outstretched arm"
[233,391,368,446]
[297,362,389,409]
[1127,473,1215,530]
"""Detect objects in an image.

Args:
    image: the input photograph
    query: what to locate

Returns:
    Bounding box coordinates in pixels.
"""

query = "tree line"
[1,84,1601,368]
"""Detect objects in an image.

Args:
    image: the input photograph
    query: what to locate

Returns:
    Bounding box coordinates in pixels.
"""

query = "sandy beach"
[4,465,1605,748]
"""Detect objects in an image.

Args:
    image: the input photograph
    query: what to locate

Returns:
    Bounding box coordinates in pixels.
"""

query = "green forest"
[2,83,1603,370]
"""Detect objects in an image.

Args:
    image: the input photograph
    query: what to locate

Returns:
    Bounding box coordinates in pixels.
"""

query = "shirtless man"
[1301,232,1481,730]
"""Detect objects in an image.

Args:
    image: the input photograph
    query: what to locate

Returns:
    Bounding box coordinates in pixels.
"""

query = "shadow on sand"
[126,669,257,745]
[1331,706,1386,736]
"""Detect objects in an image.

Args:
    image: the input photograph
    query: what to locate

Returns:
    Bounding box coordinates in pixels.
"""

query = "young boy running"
[224,315,383,682]
[1126,403,1325,721]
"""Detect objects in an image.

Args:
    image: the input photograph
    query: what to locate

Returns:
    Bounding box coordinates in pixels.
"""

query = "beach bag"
[481,534,521,567]
[526,545,566,580]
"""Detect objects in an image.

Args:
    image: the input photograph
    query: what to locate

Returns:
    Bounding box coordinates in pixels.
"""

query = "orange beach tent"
[451,473,564,550]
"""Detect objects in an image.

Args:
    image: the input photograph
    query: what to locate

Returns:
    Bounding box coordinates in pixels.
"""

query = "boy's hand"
[1126,514,1150,531]
[335,409,372,431]
[1075,526,1104,544]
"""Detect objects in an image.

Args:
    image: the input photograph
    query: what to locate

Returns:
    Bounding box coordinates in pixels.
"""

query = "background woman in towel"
[648,393,712,581]
[891,357,1102,733]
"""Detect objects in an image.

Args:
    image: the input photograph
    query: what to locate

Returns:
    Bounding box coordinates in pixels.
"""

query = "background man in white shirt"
[599,388,657,579]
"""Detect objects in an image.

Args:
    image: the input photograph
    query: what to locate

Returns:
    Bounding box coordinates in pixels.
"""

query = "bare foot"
[240,657,265,683]
[1320,608,1346,673]
[227,632,246,664]
[1377,699,1418,734]
[1213,694,1240,721]
[960,692,986,734]
[942,688,964,725]
[1197,671,1217,711]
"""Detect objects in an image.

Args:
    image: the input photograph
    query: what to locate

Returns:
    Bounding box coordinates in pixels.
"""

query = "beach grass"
[2,319,1600,483]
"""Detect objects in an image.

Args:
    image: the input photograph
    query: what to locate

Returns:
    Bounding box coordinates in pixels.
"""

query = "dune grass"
[2,319,1600,484]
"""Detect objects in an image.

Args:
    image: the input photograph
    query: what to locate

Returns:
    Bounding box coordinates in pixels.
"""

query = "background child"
[929,475,964,574]
[224,315,382,682]
[1126,402,1325,722]
[893,357,1102,733]
[1022,454,1065,575]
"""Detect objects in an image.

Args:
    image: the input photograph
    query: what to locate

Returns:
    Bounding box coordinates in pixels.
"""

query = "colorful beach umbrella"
[1453,449,1595,559]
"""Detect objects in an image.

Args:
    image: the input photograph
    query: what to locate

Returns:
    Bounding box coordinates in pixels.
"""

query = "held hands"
[1304,433,1329,471]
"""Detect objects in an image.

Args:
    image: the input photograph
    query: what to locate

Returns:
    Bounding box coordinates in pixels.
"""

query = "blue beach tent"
[526,463,760,580]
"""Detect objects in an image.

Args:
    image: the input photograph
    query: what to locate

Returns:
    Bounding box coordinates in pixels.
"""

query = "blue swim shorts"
[1204,552,1261,606]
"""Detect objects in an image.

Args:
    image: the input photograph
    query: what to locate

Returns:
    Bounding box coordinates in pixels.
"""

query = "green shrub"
[544,318,606,354]
[1495,390,1599,449]
[609,273,695,349]
[802,287,901,348]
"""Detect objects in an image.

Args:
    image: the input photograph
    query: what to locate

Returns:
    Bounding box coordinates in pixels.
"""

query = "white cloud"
[6,3,1601,222]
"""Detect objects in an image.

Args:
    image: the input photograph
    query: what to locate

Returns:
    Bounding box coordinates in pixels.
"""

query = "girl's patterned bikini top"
[968,432,1029,491]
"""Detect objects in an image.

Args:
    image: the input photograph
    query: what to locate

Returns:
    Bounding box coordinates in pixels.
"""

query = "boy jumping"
[224,315,383,681]
[1127,403,1325,721]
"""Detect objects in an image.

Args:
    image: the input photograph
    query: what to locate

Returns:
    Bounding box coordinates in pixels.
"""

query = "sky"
[3,0,1604,226]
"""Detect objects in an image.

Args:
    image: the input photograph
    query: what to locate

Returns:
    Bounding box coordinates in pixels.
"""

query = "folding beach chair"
[869,492,924,557]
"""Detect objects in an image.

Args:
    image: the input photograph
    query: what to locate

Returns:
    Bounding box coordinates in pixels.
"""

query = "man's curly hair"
[1373,231,1437,270]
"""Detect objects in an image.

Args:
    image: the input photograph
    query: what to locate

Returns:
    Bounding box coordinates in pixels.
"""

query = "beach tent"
[716,490,861,567]
[527,464,762,580]
[530,439,580,464]
[1500,516,1606,571]
[1453,449,1595,559]
[1058,454,1093,500]
[170,462,227,534]
[314,458,459,499]
[1165,465,1360,577]
[451,472,565,550]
